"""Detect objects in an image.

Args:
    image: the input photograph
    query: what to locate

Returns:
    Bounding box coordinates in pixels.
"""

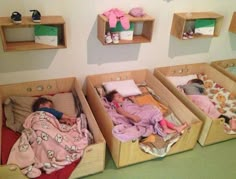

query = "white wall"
[0,0,236,85]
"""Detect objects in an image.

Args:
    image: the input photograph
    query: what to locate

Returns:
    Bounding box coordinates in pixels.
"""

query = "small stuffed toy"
[129,7,145,17]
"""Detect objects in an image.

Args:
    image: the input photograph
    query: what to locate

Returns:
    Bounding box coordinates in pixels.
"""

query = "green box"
[34,25,58,46]
[195,19,216,28]
[110,22,134,32]
[195,19,216,35]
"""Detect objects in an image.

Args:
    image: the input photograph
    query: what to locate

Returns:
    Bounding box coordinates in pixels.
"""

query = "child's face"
[39,101,53,108]
[187,80,192,84]
[113,93,124,103]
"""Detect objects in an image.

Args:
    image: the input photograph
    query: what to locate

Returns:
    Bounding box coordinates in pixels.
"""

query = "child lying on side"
[32,97,76,126]
[105,90,187,135]
[178,78,236,131]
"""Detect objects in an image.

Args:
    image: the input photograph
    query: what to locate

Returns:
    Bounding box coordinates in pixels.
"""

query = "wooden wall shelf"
[0,16,67,51]
[170,12,223,40]
[229,12,236,33]
[97,14,154,45]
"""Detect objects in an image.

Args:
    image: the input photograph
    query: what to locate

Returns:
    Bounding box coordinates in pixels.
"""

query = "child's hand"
[128,96,135,101]
[60,117,76,126]
[132,115,141,123]
[69,117,76,125]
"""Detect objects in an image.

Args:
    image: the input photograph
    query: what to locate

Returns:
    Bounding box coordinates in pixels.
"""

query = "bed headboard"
[0,77,76,101]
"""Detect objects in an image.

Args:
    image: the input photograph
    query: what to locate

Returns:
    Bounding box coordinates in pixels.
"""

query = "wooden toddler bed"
[154,63,236,146]
[211,59,236,82]
[86,69,202,168]
[0,77,105,179]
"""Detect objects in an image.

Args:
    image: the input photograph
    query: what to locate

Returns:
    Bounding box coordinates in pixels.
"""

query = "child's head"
[188,78,204,85]
[105,90,124,103]
[32,97,53,112]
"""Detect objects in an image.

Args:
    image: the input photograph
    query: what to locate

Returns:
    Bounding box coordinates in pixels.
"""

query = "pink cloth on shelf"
[7,111,93,178]
[188,95,221,118]
[103,8,130,30]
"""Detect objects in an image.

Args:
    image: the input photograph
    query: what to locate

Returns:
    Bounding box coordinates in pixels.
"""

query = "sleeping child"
[32,97,76,126]
[178,78,236,131]
[105,90,187,135]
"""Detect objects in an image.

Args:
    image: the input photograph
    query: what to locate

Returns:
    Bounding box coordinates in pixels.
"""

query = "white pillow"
[167,74,198,86]
[103,79,142,97]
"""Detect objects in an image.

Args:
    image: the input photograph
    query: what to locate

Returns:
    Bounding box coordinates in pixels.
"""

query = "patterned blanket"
[7,111,93,178]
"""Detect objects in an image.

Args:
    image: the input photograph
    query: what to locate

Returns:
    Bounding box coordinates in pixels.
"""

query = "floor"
[82,139,236,179]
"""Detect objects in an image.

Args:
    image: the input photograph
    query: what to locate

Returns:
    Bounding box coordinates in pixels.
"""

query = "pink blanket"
[7,111,93,178]
[188,95,221,118]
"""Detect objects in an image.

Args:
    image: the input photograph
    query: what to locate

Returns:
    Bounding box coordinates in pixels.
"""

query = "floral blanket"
[198,74,236,119]
[7,111,93,178]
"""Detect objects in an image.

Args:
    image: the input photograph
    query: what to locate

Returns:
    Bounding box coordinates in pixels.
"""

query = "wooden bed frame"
[211,59,236,82]
[86,69,202,168]
[154,63,236,146]
[0,77,106,179]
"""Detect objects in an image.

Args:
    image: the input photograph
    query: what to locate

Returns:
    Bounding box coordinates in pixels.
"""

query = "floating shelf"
[97,14,154,45]
[0,16,67,51]
[170,12,224,40]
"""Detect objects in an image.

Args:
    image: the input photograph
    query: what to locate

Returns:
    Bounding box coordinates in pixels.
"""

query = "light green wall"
[0,0,236,85]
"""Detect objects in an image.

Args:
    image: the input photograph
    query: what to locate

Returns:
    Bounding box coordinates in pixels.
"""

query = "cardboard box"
[34,25,58,46]
[110,22,134,40]
[194,19,216,35]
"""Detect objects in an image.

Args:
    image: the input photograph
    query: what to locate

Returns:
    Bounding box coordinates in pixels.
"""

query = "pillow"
[167,74,198,86]
[102,79,142,97]
[4,96,37,132]
[4,92,77,133]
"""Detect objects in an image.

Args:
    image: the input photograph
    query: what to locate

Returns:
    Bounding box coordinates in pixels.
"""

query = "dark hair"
[32,97,52,112]
[105,90,118,102]
[189,79,204,85]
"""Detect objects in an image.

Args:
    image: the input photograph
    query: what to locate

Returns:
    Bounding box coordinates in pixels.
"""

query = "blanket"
[135,94,168,114]
[7,111,93,178]
[188,95,221,118]
[106,98,166,142]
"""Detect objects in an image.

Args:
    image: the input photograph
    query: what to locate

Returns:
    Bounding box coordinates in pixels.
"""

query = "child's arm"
[128,96,138,103]
[116,107,141,123]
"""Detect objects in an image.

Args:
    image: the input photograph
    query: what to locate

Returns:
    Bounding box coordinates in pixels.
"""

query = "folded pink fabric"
[129,7,145,17]
[103,8,130,30]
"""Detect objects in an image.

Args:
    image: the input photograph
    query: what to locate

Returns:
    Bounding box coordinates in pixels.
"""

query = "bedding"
[168,73,236,134]
[7,111,93,178]
[99,84,182,157]
[0,77,106,178]
[4,92,77,133]
[167,74,198,86]
[103,79,142,97]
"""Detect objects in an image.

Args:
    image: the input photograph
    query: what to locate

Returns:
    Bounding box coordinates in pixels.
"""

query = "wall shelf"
[97,14,154,45]
[170,12,224,40]
[229,12,236,33]
[0,16,67,51]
